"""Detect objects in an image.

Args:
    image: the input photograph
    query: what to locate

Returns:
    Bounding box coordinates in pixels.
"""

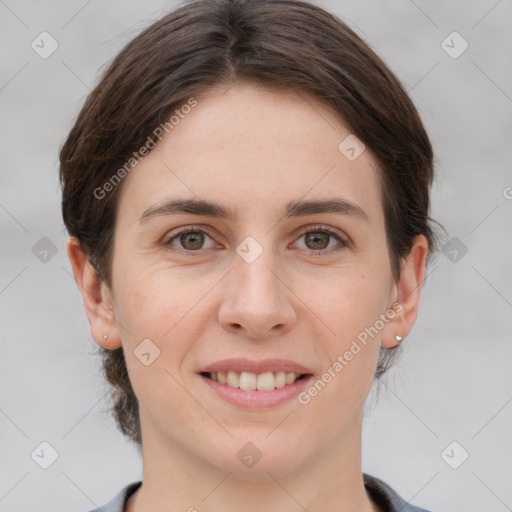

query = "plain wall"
[1,1,511,511]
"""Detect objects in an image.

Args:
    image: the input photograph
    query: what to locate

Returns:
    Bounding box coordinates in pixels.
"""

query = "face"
[98,82,409,477]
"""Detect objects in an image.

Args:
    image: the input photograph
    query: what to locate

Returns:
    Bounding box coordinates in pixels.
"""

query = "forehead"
[116,82,383,225]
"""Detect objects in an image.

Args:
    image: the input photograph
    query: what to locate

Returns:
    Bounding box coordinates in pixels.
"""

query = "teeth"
[227,371,239,388]
[275,371,286,388]
[239,371,257,390]
[286,372,296,385]
[209,371,302,390]
[256,371,275,391]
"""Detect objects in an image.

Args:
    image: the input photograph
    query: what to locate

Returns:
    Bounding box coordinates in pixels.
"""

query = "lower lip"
[199,374,314,409]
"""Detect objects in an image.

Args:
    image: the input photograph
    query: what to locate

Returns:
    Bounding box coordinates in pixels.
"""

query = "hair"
[59,0,438,446]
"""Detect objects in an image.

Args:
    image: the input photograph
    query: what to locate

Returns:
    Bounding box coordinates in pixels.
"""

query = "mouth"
[197,358,315,408]
[200,370,310,391]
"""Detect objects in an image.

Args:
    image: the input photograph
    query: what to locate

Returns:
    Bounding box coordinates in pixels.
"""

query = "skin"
[68,81,428,512]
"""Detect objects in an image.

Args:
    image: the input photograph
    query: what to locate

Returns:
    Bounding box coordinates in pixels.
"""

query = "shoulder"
[363,473,432,512]
[87,476,431,512]
[86,481,142,512]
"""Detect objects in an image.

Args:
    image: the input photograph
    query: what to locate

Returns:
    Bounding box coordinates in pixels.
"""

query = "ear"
[66,237,122,349]
[382,235,429,348]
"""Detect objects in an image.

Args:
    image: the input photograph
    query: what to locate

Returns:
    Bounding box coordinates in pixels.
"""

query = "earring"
[395,335,403,343]
[103,334,108,340]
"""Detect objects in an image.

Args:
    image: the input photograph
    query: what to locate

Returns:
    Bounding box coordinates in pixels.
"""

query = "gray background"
[1,1,511,511]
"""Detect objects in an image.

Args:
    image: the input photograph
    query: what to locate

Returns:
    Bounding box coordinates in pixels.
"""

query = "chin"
[204,434,310,480]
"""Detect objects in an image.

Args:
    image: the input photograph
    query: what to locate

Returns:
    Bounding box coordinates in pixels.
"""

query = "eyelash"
[162,224,348,256]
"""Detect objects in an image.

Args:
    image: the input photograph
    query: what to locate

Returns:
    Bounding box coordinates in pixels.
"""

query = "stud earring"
[395,335,403,343]
[103,334,108,340]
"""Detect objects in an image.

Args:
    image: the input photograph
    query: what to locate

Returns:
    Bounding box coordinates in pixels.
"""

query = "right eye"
[163,228,217,253]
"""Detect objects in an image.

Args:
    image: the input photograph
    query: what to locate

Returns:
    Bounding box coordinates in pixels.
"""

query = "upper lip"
[198,358,314,375]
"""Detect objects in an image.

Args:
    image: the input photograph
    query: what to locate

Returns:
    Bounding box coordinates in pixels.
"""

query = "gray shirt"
[87,473,431,511]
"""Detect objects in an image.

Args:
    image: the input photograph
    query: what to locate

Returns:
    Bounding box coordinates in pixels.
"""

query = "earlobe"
[66,237,122,350]
[382,235,429,348]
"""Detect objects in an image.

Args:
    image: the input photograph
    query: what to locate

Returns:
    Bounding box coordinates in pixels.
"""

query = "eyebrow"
[284,198,368,221]
[137,197,368,224]
[138,198,237,224]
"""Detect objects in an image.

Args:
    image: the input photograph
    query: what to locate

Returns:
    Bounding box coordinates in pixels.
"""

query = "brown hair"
[60,0,438,446]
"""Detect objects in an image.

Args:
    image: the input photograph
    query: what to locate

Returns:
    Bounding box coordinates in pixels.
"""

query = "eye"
[162,225,348,255]
[293,226,347,254]
[163,228,217,252]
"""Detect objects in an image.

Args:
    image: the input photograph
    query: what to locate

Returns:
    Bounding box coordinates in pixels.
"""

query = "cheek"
[296,263,392,342]
[295,271,388,410]
[112,257,220,355]
[335,283,389,344]
[112,264,208,414]
[295,266,391,409]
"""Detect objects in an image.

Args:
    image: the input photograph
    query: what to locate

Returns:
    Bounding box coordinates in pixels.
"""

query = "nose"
[217,252,297,339]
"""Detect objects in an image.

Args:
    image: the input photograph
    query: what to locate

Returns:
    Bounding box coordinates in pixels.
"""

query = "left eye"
[294,229,345,251]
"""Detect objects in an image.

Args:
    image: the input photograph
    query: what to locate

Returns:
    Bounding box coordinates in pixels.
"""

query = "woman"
[60,0,437,510]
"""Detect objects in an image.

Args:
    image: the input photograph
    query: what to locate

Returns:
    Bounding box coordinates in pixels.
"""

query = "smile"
[202,370,307,391]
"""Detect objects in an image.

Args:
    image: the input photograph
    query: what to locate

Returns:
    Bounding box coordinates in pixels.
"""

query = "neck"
[126,412,379,512]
